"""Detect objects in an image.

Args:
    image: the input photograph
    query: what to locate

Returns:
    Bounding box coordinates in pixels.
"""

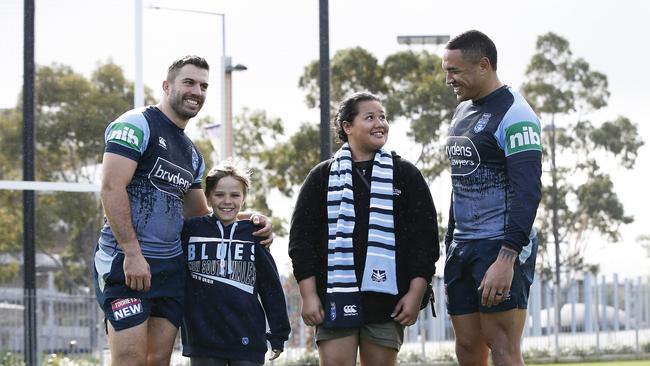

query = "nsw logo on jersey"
[474,113,492,133]
[149,157,194,198]
[505,121,542,155]
[446,136,480,176]
[106,122,144,151]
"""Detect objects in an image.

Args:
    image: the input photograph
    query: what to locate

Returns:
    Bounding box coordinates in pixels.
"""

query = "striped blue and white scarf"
[324,143,397,328]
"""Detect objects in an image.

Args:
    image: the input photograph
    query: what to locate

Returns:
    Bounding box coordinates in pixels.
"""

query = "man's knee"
[488,342,522,366]
[111,346,147,366]
[146,350,173,366]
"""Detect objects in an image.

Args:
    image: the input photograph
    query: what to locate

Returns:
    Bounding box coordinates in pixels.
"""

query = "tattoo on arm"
[498,247,517,264]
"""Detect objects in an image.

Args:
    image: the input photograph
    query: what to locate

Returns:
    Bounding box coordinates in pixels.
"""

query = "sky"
[1,0,649,279]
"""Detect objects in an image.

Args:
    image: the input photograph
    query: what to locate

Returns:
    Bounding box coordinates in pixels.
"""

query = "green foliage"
[521,32,643,280]
[232,108,288,236]
[0,61,154,290]
[383,50,457,181]
[261,123,322,196]
[299,47,387,112]
[296,47,456,183]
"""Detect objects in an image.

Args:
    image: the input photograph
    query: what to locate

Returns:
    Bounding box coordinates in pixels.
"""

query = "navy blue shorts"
[444,238,537,315]
[94,245,185,331]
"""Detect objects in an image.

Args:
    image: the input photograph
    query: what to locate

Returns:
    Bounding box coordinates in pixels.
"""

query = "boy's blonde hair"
[204,159,251,198]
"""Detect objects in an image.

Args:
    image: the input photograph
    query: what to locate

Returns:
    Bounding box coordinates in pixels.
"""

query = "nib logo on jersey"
[446,136,480,176]
[149,157,193,198]
[107,122,144,150]
[506,121,542,155]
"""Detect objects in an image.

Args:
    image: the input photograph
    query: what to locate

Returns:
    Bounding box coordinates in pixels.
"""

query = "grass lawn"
[529,360,650,366]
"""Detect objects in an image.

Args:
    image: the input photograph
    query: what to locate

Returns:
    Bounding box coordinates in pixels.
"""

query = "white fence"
[285,273,650,362]
[1,273,649,364]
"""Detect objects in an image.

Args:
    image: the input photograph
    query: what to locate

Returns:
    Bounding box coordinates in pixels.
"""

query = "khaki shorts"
[315,321,405,351]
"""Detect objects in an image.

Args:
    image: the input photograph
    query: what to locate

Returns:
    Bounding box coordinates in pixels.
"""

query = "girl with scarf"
[289,92,439,365]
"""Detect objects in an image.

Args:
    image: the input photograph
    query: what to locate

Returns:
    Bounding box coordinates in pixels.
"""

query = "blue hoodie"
[181,217,290,364]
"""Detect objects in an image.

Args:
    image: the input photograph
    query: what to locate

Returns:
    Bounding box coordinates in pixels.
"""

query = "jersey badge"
[505,121,542,155]
[474,113,492,133]
[158,137,167,150]
[111,298,143,321]
[371,269,387,282]
[106,122,144,151]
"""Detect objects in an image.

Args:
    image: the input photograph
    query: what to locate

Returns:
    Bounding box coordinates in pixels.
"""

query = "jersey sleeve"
[190,147,205,189]
[104,109,150,162]
[494,94,543,252]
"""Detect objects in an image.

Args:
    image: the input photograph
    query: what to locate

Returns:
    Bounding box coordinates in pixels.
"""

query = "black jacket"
[181,217,290,364]
[289,152,439,324]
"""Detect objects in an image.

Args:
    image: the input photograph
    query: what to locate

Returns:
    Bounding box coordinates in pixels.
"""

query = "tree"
[232,108,288,236]
[521,32,644,281]
[0,61,155,291]
[282,48,456,189]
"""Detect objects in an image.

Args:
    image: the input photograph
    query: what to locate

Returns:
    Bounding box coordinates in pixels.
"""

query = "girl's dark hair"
[204,159,251,198]
[334,92,381,143]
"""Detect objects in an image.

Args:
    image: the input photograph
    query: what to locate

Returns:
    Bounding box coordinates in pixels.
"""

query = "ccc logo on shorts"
[343,305,358,315]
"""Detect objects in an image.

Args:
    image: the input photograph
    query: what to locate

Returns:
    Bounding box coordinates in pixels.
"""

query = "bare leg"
[317,334,359,366]
[480,309,527,366]
[359,339,397,366]
[451,313,489,366]
[146,316,179,366]
[107,320,148,366]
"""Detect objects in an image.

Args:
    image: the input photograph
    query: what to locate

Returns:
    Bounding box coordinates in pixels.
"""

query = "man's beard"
[169,90,203,119]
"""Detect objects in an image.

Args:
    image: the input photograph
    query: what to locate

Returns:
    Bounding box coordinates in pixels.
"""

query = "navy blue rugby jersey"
[445,86,542,253]
[98,106,205,259]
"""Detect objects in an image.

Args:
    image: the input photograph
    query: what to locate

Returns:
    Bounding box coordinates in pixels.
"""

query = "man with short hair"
[94,55,273,366]
[442,30,542,366]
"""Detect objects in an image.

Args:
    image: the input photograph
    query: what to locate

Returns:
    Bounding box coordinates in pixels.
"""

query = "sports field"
[529,360,650,366]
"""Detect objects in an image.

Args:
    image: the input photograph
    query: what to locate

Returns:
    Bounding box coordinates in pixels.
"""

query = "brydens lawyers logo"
[149,157,194,198]
[111,298,142,321]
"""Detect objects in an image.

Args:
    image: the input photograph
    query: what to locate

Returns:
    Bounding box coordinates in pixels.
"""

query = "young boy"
[181,160,290,366]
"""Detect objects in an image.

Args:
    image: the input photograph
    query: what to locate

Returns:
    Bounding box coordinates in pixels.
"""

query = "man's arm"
[183,188,210,218]
[100,152,150,292]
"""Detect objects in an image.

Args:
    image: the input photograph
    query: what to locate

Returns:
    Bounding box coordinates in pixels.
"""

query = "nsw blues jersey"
[98,106,205,259]
[445,86,542,252]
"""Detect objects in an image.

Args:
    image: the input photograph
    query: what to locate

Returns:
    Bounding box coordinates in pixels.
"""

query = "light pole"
[148,4,228,157]
[224,57,247,158]
[134,0,144,107]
